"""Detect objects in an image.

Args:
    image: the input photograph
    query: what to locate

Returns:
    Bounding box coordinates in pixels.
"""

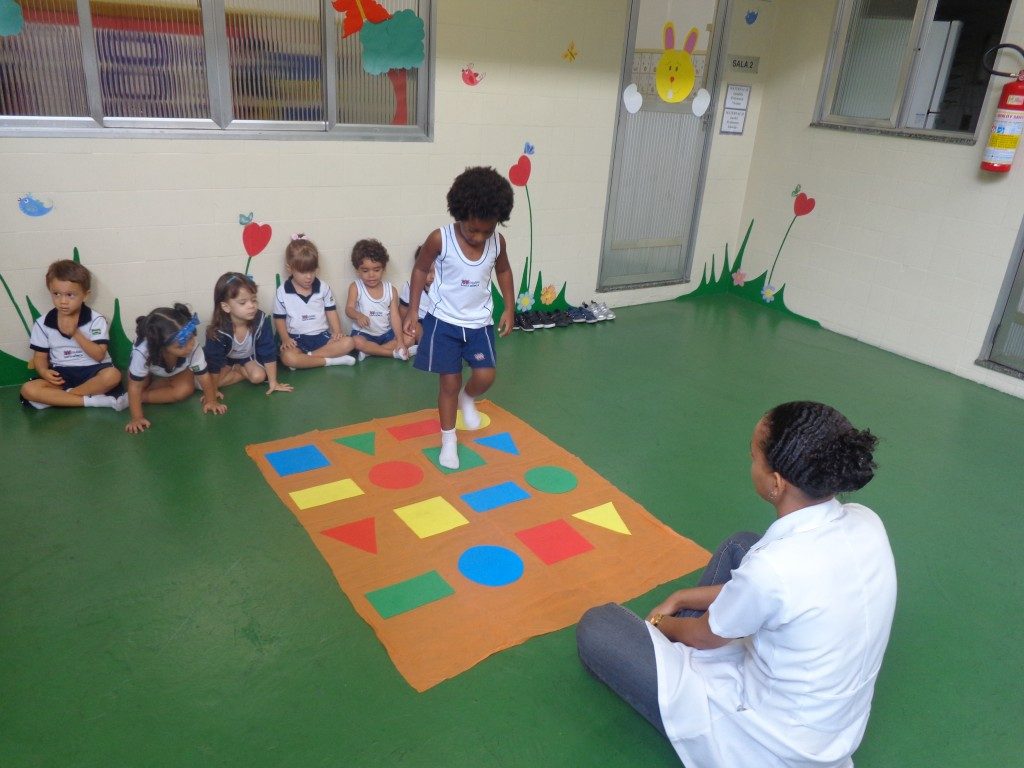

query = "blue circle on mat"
[458,545,524,587]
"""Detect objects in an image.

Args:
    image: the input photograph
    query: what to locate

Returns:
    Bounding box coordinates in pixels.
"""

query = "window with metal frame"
[815,0,1011,139]
[0,0,432,139]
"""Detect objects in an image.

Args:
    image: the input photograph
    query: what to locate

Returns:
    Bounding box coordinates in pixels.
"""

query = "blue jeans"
[575,531,760,735]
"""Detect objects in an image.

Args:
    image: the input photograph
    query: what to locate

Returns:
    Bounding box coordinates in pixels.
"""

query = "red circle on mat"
[368,461,424,489]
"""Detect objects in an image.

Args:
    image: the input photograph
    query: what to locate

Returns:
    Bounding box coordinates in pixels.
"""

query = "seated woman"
[577,401,897,768]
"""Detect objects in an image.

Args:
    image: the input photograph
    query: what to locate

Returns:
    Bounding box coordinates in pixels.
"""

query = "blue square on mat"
[461,481,531,513]
[265,444,330,477]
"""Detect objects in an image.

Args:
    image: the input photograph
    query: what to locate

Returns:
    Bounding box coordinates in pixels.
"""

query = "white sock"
[84,393,130,411]
[439,428,459,469]
[325,354,356,366]
[26,400,51,410]
[458,386,480,429]
[407,344,418,357]
[392,347,409,361]
[356,351,367,362]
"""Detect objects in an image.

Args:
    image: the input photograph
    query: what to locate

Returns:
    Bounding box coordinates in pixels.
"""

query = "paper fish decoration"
[461,64,484,86]
[238,212,254,225]
[562,41,578,63]
[655,23,698,103]
[18,194,53,217]
[523,142,535,156]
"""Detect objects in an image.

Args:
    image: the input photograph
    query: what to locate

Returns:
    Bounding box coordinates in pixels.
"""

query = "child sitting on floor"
[125,304,226,434]
[345,238,417,361]
[273,236,357,370]
[20,259,126,411]
[398,246,435,344]
[205,272,292,397]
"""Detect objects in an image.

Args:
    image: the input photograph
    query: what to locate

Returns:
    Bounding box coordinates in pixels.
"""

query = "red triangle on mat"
[322,517,378,554]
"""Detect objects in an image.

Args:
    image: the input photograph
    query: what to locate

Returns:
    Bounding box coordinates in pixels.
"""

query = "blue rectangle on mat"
[265,444,330,477]
[461,481,530,513]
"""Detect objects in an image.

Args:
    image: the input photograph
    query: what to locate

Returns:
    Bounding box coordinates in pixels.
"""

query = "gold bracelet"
[651,613,664,627]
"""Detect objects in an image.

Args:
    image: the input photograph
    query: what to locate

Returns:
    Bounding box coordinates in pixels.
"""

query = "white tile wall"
[724,0,1024,399]
[3,0,1022,399]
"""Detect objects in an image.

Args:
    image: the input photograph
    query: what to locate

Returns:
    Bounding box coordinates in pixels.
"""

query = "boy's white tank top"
[427,223,497,329]
[352,280,393,336]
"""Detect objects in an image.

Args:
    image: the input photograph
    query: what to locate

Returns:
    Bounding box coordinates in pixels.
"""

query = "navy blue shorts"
[290,331,333,354]
[351,328,396,345]
[413,314,496,374]
[53,362,117,390]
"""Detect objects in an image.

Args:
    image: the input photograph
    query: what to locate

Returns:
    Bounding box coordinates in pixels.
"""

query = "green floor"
[2,294,1022,767]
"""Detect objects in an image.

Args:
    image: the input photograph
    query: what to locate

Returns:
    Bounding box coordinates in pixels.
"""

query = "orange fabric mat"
[245,401,710,691]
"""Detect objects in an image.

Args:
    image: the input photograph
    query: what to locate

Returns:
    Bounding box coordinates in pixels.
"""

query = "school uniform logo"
[461,279,480,288]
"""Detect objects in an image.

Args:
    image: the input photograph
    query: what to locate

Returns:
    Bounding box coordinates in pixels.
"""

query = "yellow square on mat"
[289,478,364,510]
[394,496,469,538]
[245,401,710,692]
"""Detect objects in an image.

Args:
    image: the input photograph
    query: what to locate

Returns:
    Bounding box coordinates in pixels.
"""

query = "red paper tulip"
[242,222,272,258]
[508,155,531,187]
[793,192,815,217]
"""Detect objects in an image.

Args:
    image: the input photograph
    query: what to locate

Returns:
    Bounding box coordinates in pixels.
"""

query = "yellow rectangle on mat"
[246,401,710,692]
[289,478,364,509]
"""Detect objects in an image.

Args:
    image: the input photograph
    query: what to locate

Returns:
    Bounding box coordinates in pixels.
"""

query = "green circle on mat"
[524,466,578,494]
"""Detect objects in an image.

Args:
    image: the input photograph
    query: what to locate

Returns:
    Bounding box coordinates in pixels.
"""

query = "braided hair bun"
[762,401,878,499]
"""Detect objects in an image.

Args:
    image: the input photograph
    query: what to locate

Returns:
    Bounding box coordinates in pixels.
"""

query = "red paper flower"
[331,0,391,38]
[242,222,272,258]
[793,192,815,217]
[508,155,531,187]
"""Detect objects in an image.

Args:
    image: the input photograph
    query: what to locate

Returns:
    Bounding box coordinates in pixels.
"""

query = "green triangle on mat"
[335,431,376,456]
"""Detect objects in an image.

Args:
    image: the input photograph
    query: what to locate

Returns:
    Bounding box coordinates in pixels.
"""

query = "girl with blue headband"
[125,303,226,434]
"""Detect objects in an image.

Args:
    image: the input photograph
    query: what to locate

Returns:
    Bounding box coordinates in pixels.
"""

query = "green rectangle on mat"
[365,571,455,618]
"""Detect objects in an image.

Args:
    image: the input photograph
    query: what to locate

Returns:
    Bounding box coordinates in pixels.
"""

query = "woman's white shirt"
[649,499,897,768]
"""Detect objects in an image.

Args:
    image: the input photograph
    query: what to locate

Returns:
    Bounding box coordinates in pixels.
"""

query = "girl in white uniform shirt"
[577,401,897,768]
[125,303,227,434]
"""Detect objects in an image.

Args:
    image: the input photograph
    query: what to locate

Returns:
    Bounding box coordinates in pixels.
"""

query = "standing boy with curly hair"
[404,166,516,469]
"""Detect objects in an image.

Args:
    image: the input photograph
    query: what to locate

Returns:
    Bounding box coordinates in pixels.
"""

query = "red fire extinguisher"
[981,44,1024,173]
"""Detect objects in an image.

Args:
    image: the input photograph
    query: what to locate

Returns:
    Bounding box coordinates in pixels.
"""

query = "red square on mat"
[388,418,442,441]
[515,519,594,565]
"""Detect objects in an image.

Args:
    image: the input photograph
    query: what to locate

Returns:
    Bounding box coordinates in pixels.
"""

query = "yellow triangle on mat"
[573,502,630,535]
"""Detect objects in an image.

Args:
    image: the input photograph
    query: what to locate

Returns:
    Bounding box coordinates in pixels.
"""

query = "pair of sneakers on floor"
[581,301,616,321]
[515,310,572,331]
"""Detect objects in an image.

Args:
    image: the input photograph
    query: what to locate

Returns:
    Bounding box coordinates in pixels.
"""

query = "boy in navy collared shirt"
[20,260,126,411]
